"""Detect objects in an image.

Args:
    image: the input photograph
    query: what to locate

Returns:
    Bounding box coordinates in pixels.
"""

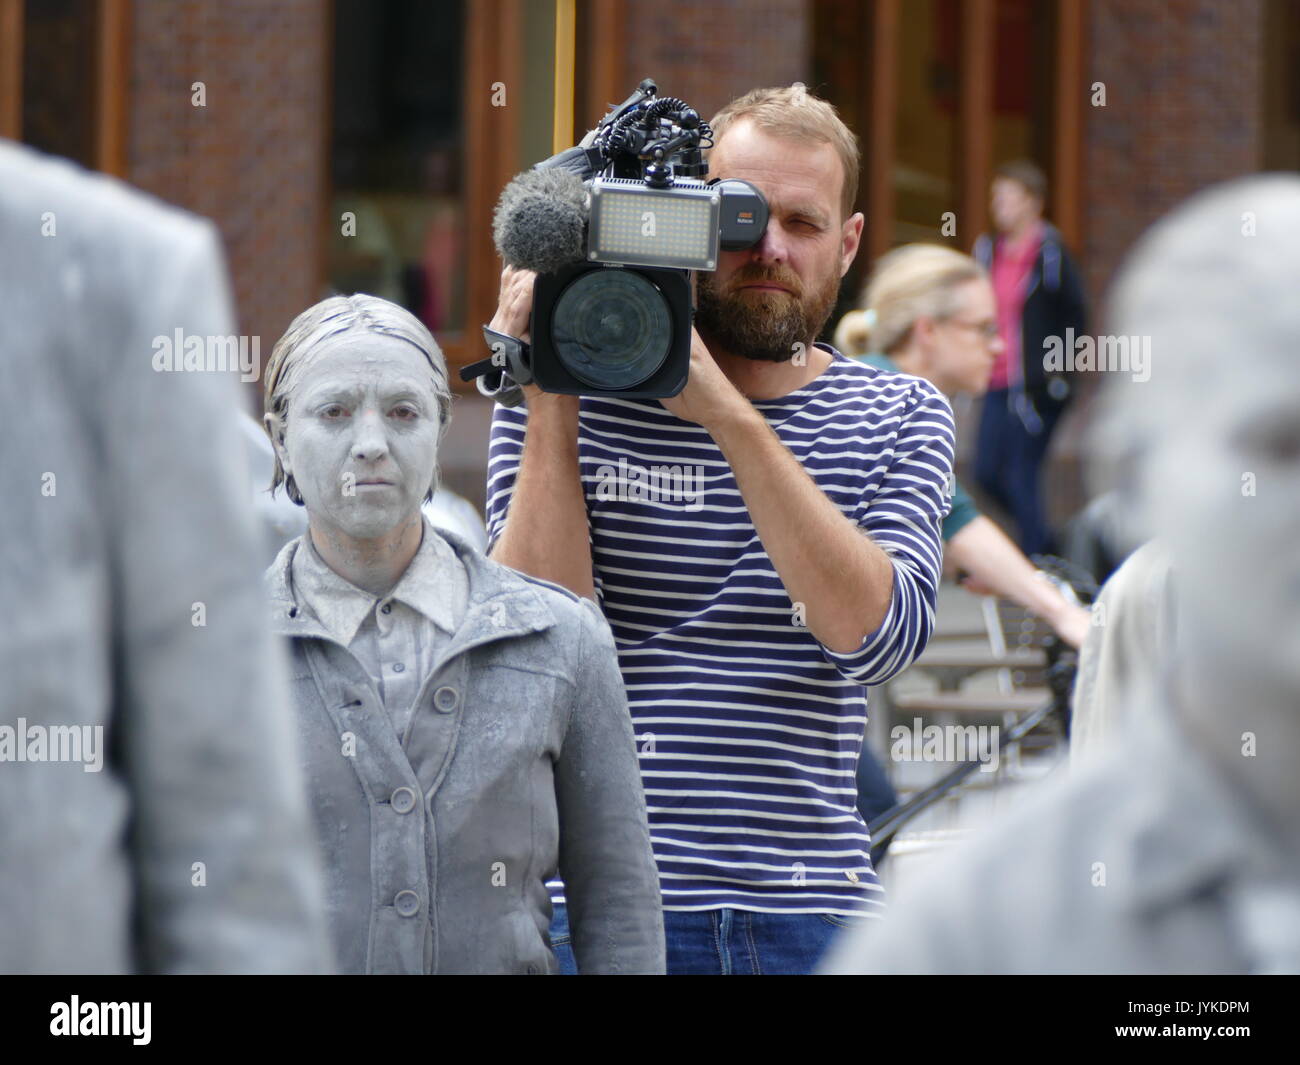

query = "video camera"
[461,78,770,404]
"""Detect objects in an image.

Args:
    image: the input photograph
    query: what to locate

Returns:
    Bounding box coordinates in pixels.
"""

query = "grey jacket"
[266,526,665,974]
[0,140,332,973]
[1070,541,1176,768]
[820,696,1300,974]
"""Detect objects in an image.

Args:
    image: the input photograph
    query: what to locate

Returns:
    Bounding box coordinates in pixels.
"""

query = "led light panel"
[588,179,720,270]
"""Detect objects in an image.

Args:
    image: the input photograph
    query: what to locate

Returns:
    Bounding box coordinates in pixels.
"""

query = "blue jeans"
[974,387,1064,557]
[549,902,867,975]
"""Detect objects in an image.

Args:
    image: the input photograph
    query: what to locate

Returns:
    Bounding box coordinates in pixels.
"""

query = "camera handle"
[458,325,534,408]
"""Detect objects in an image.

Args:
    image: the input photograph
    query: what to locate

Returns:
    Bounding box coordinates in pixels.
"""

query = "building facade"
[3,0,1295,515]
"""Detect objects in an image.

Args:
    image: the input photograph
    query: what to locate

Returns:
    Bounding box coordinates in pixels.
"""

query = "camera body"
[466,79,769,403]
[530,261,693,397]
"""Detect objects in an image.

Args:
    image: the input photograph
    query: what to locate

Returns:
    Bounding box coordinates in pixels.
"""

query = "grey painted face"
[272,333,442,542]
[1101,174,1300,704]
[1145,357,1300,698]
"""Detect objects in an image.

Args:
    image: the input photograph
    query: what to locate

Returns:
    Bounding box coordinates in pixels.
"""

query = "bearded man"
[485,84,955,974]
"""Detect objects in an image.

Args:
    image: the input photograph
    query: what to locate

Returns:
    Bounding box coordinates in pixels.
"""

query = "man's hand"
[658,327,752,431]
[487,263,577,412]
[489,264,536,343]
[484,264,589,597]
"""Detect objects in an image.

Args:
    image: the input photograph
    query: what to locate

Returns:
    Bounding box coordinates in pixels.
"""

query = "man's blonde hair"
[708,83,860,221]
[835,244,987,356]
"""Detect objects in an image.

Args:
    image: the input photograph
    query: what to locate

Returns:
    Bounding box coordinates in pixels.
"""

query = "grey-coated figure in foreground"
[0,141,333,973]
[262,294,664,974]
[1069,539,1176,769]
[821,175,1300,975]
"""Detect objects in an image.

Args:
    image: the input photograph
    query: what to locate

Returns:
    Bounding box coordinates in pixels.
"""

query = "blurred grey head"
[1093,174,1300,684]
[1094,174,1300,531]
[263,294,453,505]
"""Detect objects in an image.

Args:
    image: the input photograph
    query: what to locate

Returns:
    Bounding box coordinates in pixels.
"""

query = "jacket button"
[391,786,417,814]
[394,890,420,917]
[433,686,459,713]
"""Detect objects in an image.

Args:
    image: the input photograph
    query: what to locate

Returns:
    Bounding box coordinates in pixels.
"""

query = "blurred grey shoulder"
[0,140,218,264]
[846,743,1189,974]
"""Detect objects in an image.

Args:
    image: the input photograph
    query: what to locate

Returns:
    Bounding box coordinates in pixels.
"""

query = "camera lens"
[550,269,672,390]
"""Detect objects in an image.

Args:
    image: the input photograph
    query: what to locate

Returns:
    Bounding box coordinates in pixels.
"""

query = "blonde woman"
[836,244,1090,649]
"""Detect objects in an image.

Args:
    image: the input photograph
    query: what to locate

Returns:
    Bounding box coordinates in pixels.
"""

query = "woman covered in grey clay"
[261,294,664,974]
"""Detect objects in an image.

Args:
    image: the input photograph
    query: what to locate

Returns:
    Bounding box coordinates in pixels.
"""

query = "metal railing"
[867,697,1058,848]
[868,555,1096,849]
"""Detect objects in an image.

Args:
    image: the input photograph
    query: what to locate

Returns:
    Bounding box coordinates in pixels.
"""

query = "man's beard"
[695,261,841,363]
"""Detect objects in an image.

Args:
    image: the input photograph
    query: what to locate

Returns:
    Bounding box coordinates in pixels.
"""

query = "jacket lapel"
[266,531,566,800]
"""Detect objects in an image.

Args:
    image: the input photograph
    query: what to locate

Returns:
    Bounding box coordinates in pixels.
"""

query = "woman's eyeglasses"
[942,317,1001,342]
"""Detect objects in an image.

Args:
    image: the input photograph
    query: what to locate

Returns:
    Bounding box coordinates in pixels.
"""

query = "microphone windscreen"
[493,167,588,275]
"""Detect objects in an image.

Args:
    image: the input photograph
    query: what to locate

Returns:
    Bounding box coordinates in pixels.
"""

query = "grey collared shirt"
[292,523,469,740]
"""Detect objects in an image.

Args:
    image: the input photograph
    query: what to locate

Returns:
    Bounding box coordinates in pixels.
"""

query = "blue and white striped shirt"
[485,346,954,915]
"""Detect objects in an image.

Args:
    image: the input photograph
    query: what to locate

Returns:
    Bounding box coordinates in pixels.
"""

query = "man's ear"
[840,211,865,276]
[264,412,292,476]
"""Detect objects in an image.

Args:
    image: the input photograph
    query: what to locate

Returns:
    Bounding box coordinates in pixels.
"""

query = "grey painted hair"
[1089,174,1300,537]
[263,294,453,505]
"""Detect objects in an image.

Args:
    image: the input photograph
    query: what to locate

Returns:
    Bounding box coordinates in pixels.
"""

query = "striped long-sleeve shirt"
[485,346,955,915]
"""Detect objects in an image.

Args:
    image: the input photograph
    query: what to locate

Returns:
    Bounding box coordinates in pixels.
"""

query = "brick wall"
[127,0,329,405]
[622,0,811,123]
[112,0,1267,522]
[1082,0,1263,319]
[1033,0,1265,537]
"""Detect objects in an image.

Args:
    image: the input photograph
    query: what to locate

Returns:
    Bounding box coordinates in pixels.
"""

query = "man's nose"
[752,221,790,265]
[349,408,390,462]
